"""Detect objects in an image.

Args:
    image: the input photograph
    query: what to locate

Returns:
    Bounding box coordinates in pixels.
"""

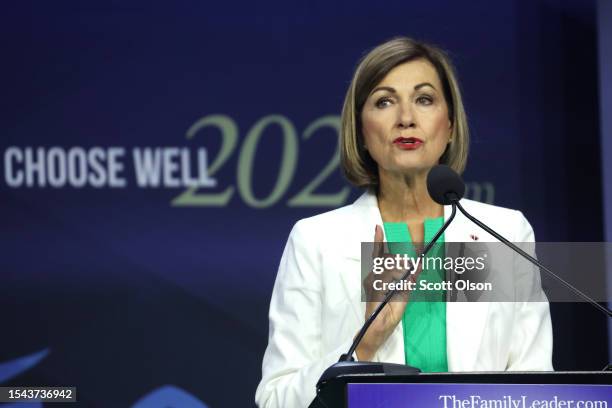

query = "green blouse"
[383,218,448,372]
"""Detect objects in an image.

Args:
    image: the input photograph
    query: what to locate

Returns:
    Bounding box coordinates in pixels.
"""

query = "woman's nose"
[397,102,416,129]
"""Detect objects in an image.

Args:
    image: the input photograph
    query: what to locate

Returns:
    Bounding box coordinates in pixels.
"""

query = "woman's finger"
[371,224,384,259]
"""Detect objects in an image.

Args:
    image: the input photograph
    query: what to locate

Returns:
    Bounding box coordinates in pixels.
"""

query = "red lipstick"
[393,137,423,150]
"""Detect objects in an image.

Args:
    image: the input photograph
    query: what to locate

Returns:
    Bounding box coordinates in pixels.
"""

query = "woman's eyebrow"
[370,82,437,96]
[414,82,436,91]
[370,86,396,95]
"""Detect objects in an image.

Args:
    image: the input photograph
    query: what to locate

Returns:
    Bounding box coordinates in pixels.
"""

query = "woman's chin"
[395,161,438,174]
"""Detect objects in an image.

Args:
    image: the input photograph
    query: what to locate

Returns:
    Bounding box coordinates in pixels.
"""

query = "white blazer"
[255,191,553,408]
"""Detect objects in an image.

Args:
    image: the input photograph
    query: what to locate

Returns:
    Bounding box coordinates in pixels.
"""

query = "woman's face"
[360,59,452,179]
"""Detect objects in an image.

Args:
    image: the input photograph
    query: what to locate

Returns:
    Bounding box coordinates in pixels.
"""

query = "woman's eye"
[416,95,434,105]
[375,97,393,108]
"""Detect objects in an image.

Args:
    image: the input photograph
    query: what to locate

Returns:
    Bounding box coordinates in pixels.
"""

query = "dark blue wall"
[597,0,612,359]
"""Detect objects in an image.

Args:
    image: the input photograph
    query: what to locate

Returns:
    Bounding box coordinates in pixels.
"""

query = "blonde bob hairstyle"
[340,37,469,188]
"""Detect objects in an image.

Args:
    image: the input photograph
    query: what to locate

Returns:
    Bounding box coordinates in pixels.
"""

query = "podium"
[310,362,612,408]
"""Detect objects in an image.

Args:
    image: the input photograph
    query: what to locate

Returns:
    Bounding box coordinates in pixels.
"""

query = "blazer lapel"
[338,191,382,261]
[336,191,382,326]
[444,203,490,371]
[335,192,405,363]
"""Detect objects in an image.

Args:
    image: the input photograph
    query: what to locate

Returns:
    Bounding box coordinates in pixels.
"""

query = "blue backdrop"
[598,0,612,359]
[0,1,608,406]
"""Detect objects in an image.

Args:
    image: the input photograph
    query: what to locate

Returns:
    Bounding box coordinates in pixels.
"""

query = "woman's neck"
[377,170,443,223]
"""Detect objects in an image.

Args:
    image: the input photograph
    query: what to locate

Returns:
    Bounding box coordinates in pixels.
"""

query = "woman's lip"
[393,140,423,150]
[393,137,423,143]
[392,137,424,150]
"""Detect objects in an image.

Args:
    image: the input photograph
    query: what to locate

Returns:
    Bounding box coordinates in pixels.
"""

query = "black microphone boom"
[454,199,612,317]
[432,165,612,318]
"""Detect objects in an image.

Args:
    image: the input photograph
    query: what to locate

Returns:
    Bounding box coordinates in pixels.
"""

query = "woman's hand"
[356,224,417,361]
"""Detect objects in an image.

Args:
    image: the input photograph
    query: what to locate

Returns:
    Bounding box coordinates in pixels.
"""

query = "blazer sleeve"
[255,220,354,408]
[505,211,554,371]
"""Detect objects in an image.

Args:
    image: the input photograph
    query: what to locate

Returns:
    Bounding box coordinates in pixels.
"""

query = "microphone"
[427,164,465,205]
[431,165,612,318]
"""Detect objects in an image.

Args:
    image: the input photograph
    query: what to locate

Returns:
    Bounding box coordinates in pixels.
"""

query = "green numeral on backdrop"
[171,114,350,208]
[287,115,350,207]
[237,115,298,208]
[172,114,238,207]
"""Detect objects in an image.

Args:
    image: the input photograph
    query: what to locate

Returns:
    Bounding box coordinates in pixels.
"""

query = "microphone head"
[427,165,465,205]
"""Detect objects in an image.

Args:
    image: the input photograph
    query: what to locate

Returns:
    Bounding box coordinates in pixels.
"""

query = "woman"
[255,37,553,408]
